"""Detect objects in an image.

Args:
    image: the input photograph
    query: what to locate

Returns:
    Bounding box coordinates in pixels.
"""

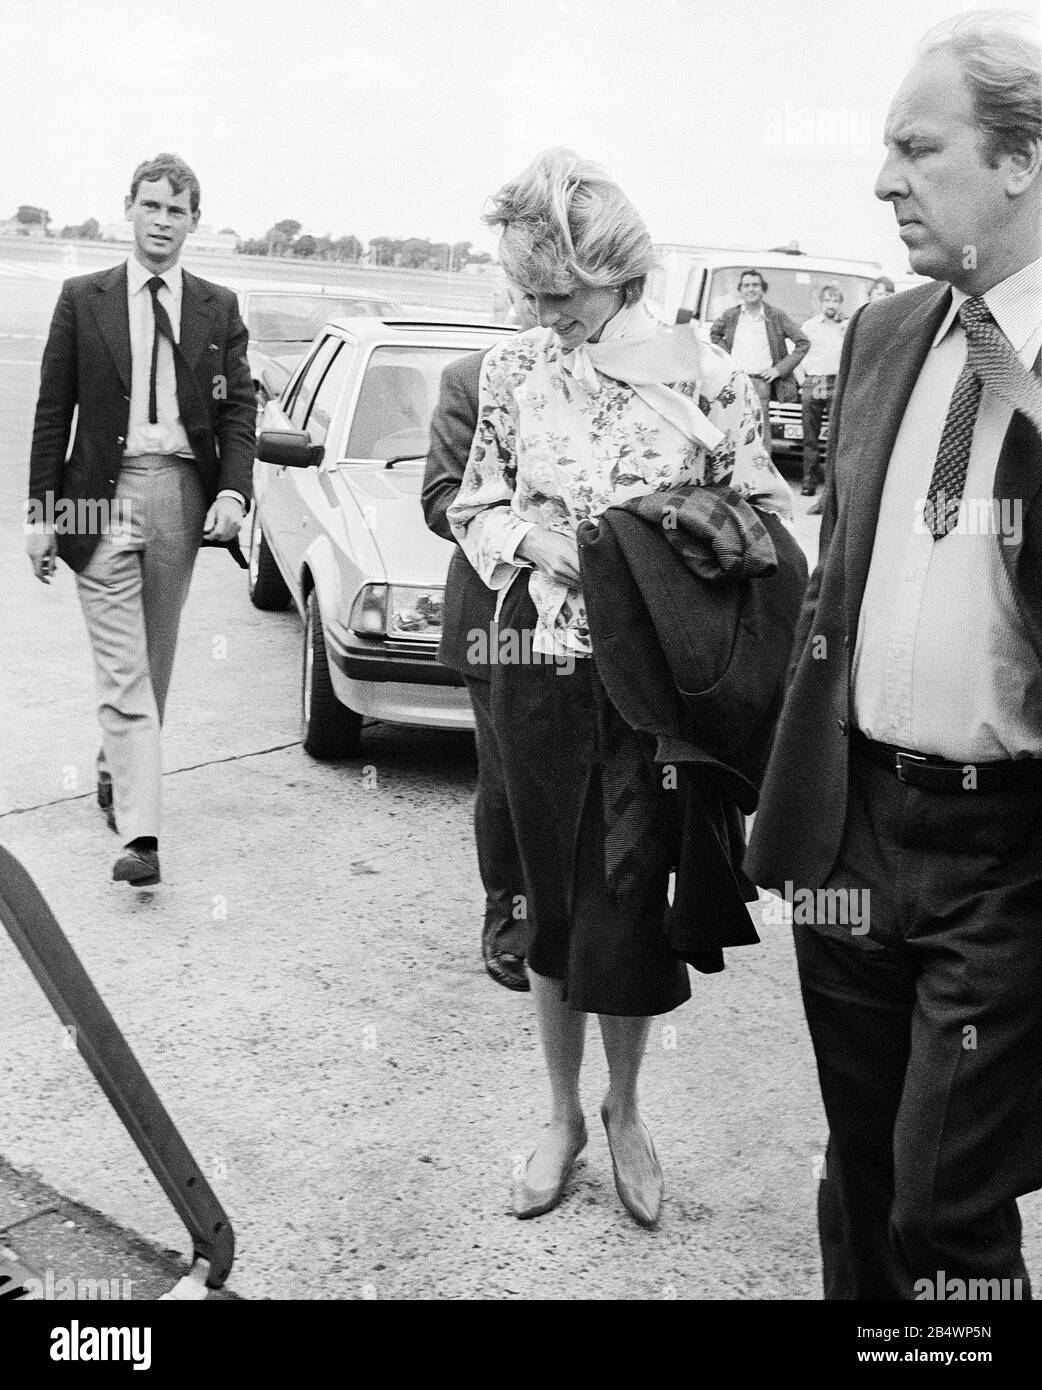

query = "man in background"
[711,268,809,447]
[868,275,897,302]
[800,283,848,505]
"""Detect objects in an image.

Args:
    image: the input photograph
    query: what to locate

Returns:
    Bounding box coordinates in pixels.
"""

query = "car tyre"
[302,588,363,759]
[248,508,291,611]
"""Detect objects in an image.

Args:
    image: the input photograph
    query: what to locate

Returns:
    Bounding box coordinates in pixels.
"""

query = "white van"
[645,245,884,460]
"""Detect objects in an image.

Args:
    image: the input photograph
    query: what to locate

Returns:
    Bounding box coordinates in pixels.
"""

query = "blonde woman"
[450,150,792,1226]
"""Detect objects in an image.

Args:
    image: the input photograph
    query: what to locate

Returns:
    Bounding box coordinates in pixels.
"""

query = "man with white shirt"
[799,284,847,498]
[710,269,808,447]
[26,154,254,886]
[747,11,1042,1300]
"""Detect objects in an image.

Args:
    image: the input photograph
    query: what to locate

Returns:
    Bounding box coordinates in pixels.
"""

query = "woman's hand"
[516,526,582,587]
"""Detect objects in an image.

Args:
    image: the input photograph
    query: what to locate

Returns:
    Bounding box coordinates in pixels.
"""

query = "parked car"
[233,281,401,404]
[249,314,516,758]
[645,245,883,463]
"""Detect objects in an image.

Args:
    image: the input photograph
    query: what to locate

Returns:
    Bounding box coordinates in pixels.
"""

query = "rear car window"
[247,293,396,341]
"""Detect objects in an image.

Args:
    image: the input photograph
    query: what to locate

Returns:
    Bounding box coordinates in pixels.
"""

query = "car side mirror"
[256,430,324,469]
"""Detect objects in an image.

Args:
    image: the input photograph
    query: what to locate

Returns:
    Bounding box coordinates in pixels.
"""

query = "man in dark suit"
[422,347,528,991]
[710,269,809,449]
[747,12,1042,1300]
[26,154,255,886]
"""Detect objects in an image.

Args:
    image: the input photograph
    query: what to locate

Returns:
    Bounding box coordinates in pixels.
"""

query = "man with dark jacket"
[746,12,1042,1300]
[422,348,528,991]
[26,154,255,887]
[710,269,809,447]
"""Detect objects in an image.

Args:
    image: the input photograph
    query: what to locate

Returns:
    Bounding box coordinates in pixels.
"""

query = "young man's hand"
[27,529,58,584]
[203,496,246,544]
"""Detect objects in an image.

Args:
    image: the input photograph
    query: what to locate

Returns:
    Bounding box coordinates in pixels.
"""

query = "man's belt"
[850,727,1042,793]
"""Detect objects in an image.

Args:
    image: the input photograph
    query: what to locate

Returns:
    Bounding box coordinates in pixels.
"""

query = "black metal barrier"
[0,843,234,1297]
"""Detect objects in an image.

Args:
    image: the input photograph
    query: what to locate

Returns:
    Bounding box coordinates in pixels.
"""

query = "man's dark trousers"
[421,350,526,969]
[794,750,1042,1300]
[800,375,834,489]
[466,670,526,958]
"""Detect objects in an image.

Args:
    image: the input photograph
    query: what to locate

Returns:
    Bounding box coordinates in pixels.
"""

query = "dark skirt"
[490,574,691,1016]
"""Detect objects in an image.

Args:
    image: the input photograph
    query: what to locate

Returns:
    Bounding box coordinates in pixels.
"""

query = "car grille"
[769,401,829,446]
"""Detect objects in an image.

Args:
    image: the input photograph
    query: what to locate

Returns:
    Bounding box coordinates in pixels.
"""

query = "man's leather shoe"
[481,913,530,991]
[112,847,160,886]
[97,776,117,833]
[800,482,818,496]
[485,952,530,992]
[513,1121,587,1219]
[602,1106,663,1228]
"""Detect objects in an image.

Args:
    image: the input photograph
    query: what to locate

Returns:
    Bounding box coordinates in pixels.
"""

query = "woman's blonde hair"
[483,148,656,299]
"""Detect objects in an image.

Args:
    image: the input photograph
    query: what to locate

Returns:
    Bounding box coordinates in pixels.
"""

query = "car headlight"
[348,584,388,635]
[347,584,444,639]
[386,585,444,640]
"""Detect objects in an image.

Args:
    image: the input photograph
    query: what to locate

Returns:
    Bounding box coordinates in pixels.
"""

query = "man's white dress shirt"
[125,257,192,458]
[852,258,1042,760]
[730,304,773,376]
[124,255,245,507]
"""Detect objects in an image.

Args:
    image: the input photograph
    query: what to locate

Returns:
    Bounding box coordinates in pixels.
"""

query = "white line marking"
[0,259,72,281]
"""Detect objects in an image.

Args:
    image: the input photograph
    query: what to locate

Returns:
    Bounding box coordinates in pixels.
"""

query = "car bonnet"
[336,463,455,587]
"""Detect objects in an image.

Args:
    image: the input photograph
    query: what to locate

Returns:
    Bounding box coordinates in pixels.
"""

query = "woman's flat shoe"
[601,1108,663,1228]
[513,1122,588,1219]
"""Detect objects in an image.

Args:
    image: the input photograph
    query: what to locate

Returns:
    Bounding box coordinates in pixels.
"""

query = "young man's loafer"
[112,847,160,886]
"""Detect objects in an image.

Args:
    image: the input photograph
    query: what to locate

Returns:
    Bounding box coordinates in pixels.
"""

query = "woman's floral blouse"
[448,316,794,659]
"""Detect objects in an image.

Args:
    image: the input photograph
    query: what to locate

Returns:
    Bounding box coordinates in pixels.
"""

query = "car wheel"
[302,588,363,759]
[248,508,291,611]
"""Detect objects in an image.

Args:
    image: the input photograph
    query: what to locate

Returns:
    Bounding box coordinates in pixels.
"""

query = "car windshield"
[343,346,477,463]
[706,266,877,325]
[246,293,395,342]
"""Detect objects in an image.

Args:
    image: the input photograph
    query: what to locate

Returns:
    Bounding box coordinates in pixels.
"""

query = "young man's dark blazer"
[421,349,497,678]
[710,301,810,404]
[745,280,1042,893]
[28,262,256,573]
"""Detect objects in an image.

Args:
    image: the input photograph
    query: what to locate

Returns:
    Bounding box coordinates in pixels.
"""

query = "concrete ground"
[0,1155,236,1301]
[1,248,1037,1301]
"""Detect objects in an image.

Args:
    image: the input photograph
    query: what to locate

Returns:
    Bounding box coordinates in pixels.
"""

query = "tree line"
[5,207,493,270]
[238,220,492,269]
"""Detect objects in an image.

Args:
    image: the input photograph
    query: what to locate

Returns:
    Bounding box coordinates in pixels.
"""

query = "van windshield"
[706,266,877,325]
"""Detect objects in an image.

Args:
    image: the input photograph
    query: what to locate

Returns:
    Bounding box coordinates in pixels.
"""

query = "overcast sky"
[0,0,1023,273]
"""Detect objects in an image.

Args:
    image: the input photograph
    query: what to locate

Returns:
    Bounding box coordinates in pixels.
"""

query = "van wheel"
[248,509,291,610]
[302,589,363,759]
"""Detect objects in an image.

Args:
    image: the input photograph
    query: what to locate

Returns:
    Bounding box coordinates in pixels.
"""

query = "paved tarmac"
[1,249,1038,1301]
[0,1156,236,1301]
